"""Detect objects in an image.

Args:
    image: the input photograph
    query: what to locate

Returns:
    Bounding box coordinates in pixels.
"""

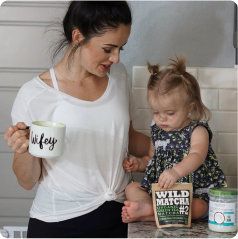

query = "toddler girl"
[122,56,227,222]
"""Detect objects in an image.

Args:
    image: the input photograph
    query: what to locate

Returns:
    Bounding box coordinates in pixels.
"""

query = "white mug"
[29,121,66,159]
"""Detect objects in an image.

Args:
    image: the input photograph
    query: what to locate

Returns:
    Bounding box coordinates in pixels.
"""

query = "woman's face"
[78,24,131,77]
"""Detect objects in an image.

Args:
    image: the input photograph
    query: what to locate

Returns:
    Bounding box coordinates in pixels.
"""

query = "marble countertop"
[128,218,237,238]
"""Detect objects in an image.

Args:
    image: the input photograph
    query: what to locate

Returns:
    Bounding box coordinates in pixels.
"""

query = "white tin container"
[209,187,237,232]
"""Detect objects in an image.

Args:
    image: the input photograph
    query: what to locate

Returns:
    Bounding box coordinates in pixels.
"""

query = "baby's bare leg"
[122,182,155,223]
[192,198,208,219]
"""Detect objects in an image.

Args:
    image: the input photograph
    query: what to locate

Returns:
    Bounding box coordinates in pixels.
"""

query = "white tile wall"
[201,89,218,110]
[132,66,237,188]
[198,68,237,89]
[219,89,237,110]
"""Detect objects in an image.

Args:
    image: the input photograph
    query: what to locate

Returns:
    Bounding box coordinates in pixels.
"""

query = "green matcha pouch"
[152,183,193,228]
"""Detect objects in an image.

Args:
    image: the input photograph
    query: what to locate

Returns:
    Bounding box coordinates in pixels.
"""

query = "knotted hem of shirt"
[104,190,117,201]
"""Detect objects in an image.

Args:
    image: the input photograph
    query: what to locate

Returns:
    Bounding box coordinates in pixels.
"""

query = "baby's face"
[149,88,193,131]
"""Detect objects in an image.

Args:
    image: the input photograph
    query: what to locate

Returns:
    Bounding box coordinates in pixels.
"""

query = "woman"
[4,1,150,238]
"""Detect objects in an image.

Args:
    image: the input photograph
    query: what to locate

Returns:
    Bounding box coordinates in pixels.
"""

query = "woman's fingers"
[12,134,28,151]
[4,122,29,141]
[4,123,30,154]
[4,125,19,140]
[7,129,29,148]
[16,122,28,129]
[16,138,29,154]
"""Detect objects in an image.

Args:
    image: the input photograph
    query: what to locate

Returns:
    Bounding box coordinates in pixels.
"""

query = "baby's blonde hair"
[147,55,211,121]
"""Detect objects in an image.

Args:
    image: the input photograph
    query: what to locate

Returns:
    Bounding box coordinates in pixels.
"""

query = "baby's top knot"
[147,61,159,77]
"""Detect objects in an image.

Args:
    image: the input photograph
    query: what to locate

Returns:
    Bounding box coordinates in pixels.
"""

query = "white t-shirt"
[11,62,138,222]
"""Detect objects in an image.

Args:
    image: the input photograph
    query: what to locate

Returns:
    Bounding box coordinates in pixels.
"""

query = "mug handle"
[18,126,30,151]
[19,126,30,130]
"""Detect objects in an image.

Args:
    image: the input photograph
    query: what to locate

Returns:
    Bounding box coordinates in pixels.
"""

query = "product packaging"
[209,187,237,232]
[152,183,193,228]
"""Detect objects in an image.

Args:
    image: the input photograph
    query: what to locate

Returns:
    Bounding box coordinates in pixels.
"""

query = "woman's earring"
[188,112,191,118]
[75,41,80,47]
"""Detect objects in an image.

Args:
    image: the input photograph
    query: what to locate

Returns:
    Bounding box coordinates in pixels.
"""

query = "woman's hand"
[4,122,30,154]
[5,122,42,190]
[122,156,139,172]
[158,168,180,189]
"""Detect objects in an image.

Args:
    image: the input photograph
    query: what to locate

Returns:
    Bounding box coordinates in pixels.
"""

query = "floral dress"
[141,120,227,203]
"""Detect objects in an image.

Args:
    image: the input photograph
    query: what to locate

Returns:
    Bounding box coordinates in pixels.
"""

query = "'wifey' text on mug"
[31,132,57,151]
[29,121,66,159]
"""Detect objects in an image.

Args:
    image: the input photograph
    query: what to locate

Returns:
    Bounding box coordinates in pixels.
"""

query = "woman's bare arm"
[126,121,154,172]
[5,122,42,190]
[13,152,42,190]
[128,121,151,157]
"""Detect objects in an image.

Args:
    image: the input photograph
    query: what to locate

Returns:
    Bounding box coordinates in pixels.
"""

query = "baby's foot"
[121,200,155,223]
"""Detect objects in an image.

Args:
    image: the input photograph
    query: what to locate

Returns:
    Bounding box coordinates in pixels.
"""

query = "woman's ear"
[72,29,84,45]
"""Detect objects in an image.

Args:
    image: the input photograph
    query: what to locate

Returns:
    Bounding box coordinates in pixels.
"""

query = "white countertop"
[128,218,237,238]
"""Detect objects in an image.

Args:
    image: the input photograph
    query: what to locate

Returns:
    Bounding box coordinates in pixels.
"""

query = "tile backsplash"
[132,66,237,188]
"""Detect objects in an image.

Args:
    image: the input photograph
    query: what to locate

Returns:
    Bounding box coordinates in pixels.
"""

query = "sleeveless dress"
[140,120,227,203]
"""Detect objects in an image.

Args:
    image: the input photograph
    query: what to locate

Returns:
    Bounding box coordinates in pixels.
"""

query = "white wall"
[0,1,236,228]
[122,1,236,80]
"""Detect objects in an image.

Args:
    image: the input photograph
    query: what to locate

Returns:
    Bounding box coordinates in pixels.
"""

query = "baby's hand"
[158,168,180,189]
[122,156,139,172]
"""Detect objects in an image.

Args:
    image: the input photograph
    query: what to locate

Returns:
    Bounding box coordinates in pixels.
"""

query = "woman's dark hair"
[50,1,132,65]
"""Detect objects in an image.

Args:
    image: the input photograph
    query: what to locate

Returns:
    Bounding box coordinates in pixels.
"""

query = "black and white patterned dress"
[141,120,227,203]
